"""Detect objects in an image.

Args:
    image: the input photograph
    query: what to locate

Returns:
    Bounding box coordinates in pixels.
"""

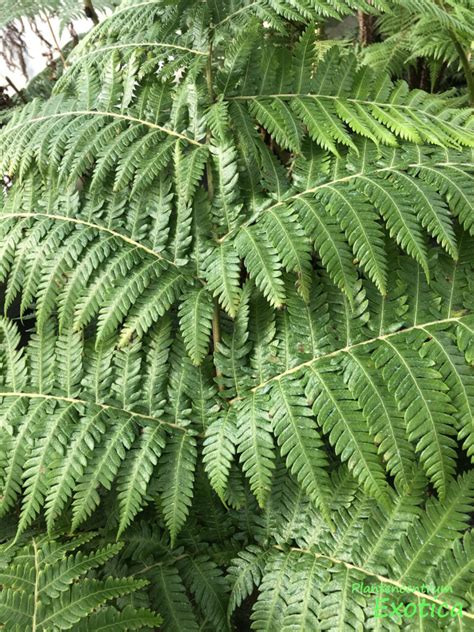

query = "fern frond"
[205,241,242,318]
[260,206,312,302]
[306,362,391,504]
[117,424,166,537]
[342,350,415,493]
[178,555,229,630]
[235,226,286,309]
[179,287,214,366]
[0,532,159,631]
[356,175,429,278]
[235,392,275,507]
[0,4,473,629]
[152,564,200,632]
[296,197,358,299]
[251,550,295,631]
[228,472,474,627]
[394,471,474,583]
[270,378,333,525]
[203,409,237,502]
[373,332,458,498]
[157,432,197,546]
[0,319,198,541]
[70,413,136,531]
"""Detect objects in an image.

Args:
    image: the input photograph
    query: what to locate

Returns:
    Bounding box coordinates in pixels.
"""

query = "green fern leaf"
[291,97,356,155]
[203,409,237,502]
[205,241,242,318]
[305,363,391,504]
[260,206,313,302]
[117,424,166,537]
[235,226,286,308]
[270,378,333,525]
[228,545,270,619]
[419,329,474,460]
[316,186,388,294]
[281,554,324,632]
[343,350,415,492]
[178,555,229,631]
[235,392,275,507]
[72,606,163,632]
[251,551,295,632]
[318,566,367,632]
[373,333,458,498]
[356,175,429,278]
[249,99,302,153]
[44,408,108,531]
[71,414,136,530]
[157,432,197,546]
[179,287,214,365]
[0,533,159,631]
[296,197,358,300]
[394,471,474,583]
[0,4,473,628]
[153,565,200,632]
[17,403,77,538]
[95,260,163,345]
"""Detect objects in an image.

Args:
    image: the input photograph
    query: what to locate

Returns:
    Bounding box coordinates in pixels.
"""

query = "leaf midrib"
[247,315,466,394]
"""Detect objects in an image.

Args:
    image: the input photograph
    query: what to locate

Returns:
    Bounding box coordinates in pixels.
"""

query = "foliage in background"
[0,0,473,629]
[0,0,119,108]
[0,0,117,28]
[360,0,474,102]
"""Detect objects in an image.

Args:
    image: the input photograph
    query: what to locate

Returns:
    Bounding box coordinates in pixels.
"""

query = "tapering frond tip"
[236,393,276,507]
[157,432,197,546]
[179,287,214,365]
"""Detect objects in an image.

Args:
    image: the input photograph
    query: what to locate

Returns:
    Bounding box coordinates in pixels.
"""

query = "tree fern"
[0,0,473,629]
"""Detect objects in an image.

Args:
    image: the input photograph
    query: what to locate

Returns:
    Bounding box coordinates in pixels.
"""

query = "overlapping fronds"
[1,243,472,538]
[361,0,474,81]
[0,0,117,28]
[1,12,472,352]
[228,469,474,629]
[0,1,473,629]
[0,316,203,541]
[0,0,473,540]
[0,530,161,630]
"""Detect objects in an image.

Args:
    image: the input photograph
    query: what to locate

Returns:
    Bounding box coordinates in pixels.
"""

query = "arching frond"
[228,471,474,628]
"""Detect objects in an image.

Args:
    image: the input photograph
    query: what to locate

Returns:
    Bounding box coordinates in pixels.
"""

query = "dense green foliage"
[361,1,474,93]
[0,0,117,28]
[0,0,473,629]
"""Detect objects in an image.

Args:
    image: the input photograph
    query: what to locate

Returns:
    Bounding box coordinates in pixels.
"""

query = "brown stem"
[419,59,429,91]
[5,77,26,102]
[68,22,79,48]
[84,0,100,25]
[212,302,224,391]
[205,39,224,391]
[449,32,474,106]
[44,14,67,68]
[357,11,374,46]
[432,62,445,92]
[205,42,215,200]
